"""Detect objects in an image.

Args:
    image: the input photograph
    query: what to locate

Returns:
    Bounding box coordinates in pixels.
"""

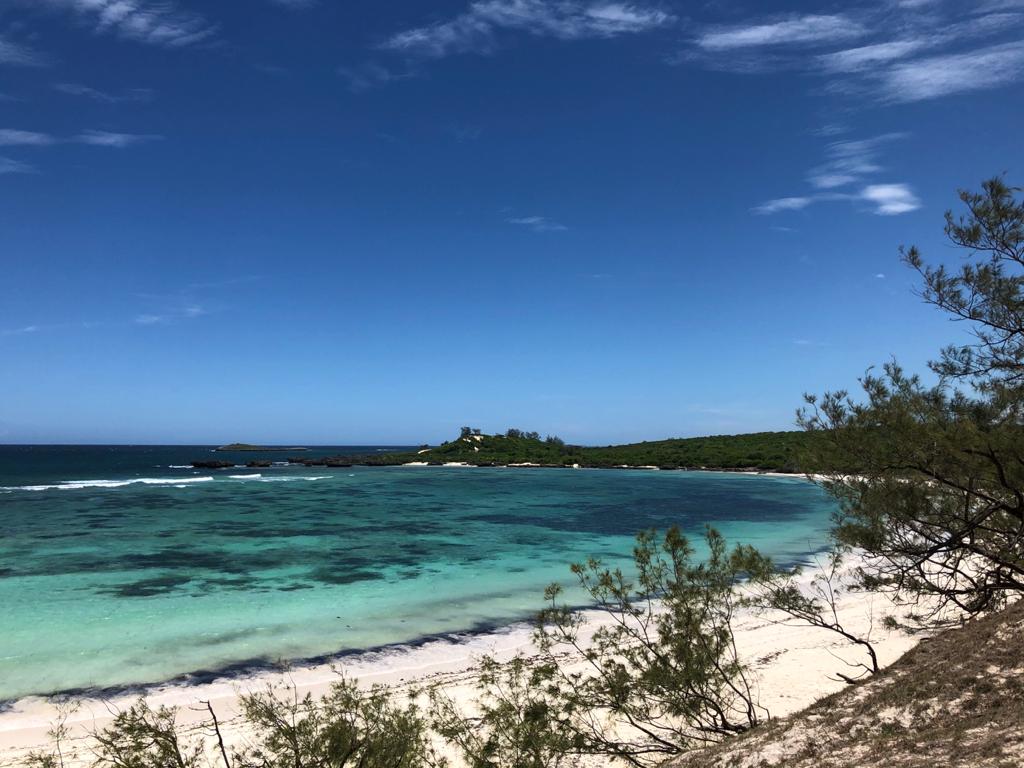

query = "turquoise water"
[0,447,836,702]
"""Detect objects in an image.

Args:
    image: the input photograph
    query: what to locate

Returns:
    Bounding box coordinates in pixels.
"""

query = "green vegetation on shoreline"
[288,429,821,472]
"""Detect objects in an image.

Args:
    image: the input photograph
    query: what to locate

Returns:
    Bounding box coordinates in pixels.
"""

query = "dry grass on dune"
[666,601,1024,768]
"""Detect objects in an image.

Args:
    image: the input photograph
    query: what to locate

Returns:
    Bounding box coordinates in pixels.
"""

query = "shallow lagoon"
[0,452,835,701]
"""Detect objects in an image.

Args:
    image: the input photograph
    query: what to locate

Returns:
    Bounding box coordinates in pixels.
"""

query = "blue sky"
[0,0,1021,445]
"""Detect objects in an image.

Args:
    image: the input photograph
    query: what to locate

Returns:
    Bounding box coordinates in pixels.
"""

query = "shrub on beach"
[28,681,440,768]
[234,679,437,768]
[434,527,770,768]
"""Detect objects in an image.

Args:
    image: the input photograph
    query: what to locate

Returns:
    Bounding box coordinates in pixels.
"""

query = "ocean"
[0,445,836,703]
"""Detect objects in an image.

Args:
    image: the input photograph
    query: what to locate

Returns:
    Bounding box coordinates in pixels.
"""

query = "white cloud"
[1,325,39,336]
[135,304,208,326]
[507,215,568,232]
[878,41,1024,101]
[975,1,1024,12]
[0,129,56,146]
[383,1,673,58]
[42,0,216,48]
[752,196,812,215]
[682,5,1024,104]
[819,39,927,73]
[807,133,906,189]
[0,157,36,174]
[54,83,154,103]
[697,15,864,51]
[338,62,414,93]
[75,130,161,147]
[0,35,47,66]
[860,183,921,215]
[755,130,920,217]
[793,338,829,347]
[0,128,160,149]
[875,273,886,278]
[820,14,1023,75]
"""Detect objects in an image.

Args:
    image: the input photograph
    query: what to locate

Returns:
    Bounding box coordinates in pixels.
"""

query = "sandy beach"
[0,555,921,767]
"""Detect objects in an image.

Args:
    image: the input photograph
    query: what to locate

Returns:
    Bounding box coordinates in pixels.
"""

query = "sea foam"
[3,477,215,492]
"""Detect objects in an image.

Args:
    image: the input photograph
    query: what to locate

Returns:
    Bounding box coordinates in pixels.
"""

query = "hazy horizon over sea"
[0,446,837,703]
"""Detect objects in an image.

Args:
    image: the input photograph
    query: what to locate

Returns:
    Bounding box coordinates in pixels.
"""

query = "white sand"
[0,553,921,768]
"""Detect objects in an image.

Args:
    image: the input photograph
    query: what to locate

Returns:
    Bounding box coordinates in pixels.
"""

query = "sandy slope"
[669,600,1024,768]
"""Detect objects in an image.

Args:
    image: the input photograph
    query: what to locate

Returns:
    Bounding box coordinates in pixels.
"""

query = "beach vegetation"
[87,701,204,768]
[436,527,769,768]
[27,681,440,768]
[233,679,437,768]
[430,655,580,768]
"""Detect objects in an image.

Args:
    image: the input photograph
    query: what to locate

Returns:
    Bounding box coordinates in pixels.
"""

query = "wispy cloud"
[134,304,207,325]
[4,303,210,339]
[819,39,928,73]
[807,132,906,189]
[877,40,1024,101]
[0,35,47,66]
[507,215,568,232]
[383,1,673,59]
[754,131,921,217]
[0,129,57,147]
[752,197,812,215]
[793,338,829,347]
[681,5,1024,104]
[0,128,161,148]
[697,14,865,51]
[41,0,216,48]
[815,12,1023,75]
[338,62,415,93]
[75,130,162,147]
[0,157,36,175]
[444,124,483,142]
[54,83,154,103]
[0,325,39,336]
